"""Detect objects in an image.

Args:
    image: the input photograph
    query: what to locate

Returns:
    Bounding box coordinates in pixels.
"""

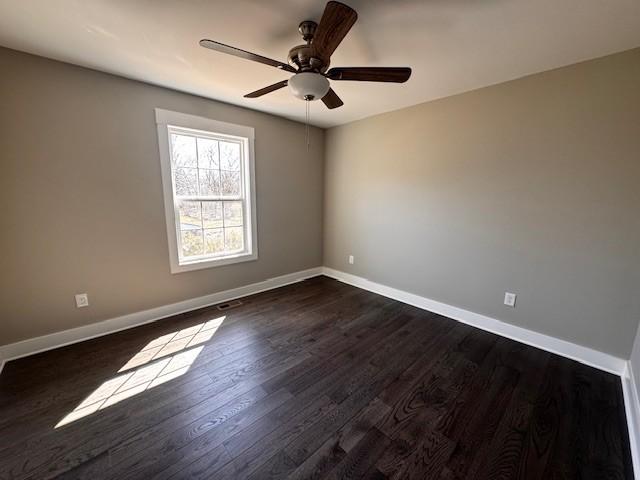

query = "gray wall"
[324,48,640,358]
[0,48,324,345]
[2,45,639,358]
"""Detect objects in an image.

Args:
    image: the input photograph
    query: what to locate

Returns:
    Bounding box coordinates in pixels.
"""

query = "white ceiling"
[1,0,639,128]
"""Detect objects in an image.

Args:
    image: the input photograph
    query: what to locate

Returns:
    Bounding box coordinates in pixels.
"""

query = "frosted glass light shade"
[288,72,330,101]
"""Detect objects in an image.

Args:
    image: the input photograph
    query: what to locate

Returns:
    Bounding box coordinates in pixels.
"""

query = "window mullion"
[176,196,242,202]
[193,136,204,260]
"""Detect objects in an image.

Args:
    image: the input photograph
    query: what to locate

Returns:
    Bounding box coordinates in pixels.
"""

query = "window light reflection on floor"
[55,316,225,428]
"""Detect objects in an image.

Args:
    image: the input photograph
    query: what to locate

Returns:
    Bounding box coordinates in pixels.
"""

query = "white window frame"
[155,108,257,274]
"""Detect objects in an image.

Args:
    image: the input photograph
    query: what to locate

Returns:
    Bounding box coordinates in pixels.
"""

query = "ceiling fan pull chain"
[306,99,310,151]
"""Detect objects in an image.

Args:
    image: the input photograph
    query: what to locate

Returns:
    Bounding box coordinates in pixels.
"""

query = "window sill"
[170,251,258,274]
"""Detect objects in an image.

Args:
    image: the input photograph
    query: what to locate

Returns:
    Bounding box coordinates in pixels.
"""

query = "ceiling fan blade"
[244,80,289,98]
[326,67,412,83]
[321,88,344,109]
[200,39,296,73]
[312,1,358,60]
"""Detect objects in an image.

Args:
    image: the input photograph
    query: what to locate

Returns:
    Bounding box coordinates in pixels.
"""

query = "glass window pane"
[168,129,251,265]
[171,134,197,167]
[199,169,220,196]
[221,170,241,196]
[197,138,219,169]
[224,226,244,252]
[174,167,198,196]
[220,142,241,171]
[223,201,243,227]
[178,201,202,230]
[181,229,203,257]
[204,229,224,255]
[202,201,223,229]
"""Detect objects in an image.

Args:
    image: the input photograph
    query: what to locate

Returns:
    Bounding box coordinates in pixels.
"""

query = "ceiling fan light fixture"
[200,1,411,110]
[288,72,330,101]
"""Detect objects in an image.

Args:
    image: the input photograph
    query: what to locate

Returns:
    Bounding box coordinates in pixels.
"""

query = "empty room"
[1,1,639,478]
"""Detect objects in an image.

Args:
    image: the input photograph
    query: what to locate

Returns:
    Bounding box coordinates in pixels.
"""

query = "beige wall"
[324,48,640,358]
[0,48,324,345]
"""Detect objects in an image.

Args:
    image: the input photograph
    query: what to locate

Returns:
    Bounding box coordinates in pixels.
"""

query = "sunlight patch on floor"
[118,316,225,372]
[55,316,225,428]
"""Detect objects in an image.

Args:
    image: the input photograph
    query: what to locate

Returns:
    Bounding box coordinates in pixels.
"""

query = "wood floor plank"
[63,385,270,479]
[389,427,456,480]
[279,397,390,480]
[286,436,347,480]
[444,364,520,478]
[0,276,632,480]
[469,348,551,480]
[321,428,391,480]
[225,395,337,480]
[153,388,294,480]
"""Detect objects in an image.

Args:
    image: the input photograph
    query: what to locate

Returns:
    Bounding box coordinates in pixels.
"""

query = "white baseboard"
[0,265,628,377]
[623,362,640,478]
[322,267,626,376]
[0,267,323,373]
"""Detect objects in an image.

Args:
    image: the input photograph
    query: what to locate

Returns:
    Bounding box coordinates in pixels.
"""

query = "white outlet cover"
[75,293,89,308]
[348,255,354,265]
[504,292,517,307]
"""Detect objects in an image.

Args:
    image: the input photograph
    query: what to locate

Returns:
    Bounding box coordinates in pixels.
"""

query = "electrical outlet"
[504,292,517,307]
[348,255,354,265]
[75,293,89,308]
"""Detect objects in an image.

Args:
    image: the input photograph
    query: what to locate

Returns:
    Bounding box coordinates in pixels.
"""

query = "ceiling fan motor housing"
[288,72,330,101]
[288,20,329,72]
[288,45,328,73]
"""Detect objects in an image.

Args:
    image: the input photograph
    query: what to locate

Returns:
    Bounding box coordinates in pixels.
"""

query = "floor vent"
[216,300,243,311]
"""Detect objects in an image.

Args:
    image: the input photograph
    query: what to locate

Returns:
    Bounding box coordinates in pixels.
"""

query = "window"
[156,109,257,273]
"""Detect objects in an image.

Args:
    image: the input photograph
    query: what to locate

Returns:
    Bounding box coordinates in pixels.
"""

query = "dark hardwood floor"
[0,276,633,479]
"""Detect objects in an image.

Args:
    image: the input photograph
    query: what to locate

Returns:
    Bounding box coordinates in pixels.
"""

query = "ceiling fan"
[199,1,412,110]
